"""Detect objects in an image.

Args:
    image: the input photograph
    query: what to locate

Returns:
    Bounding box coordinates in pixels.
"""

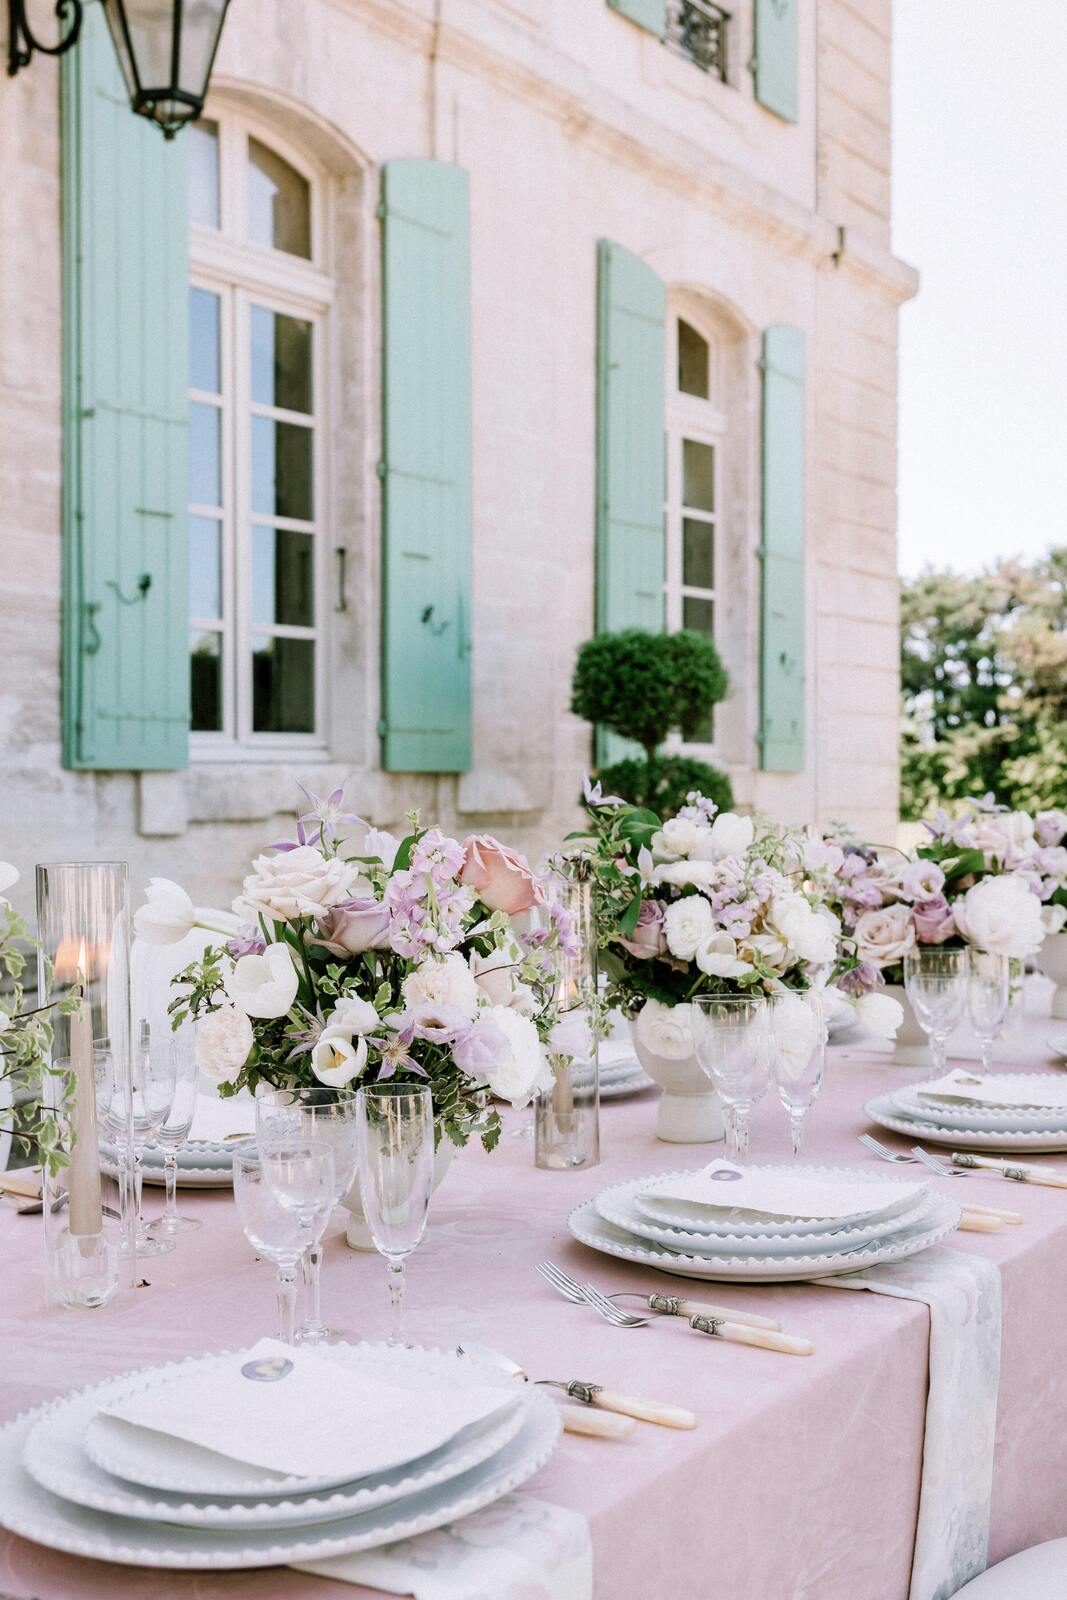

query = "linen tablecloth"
[2,995,1067,1600]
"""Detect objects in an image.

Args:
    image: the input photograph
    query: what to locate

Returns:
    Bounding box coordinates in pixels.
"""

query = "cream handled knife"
[457,1342,697,1430]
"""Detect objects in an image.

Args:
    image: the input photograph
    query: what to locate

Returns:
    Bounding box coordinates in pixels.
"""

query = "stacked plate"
[569,1161,961,1284]
[575,1042,656,1101]
[866,1068,1067,1153]
[0,1342,560,1570]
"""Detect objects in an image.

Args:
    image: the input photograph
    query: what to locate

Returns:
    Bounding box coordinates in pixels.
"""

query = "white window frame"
[189,108,334,761]
[664,308,725,758]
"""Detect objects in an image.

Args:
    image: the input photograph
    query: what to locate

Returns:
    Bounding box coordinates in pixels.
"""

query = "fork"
[910,1147,1022,1223]
[858,1136,1018,1223]
[536,1260,782,1331]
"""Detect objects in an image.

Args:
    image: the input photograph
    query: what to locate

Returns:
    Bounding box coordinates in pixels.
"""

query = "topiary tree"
[570,629,732,814]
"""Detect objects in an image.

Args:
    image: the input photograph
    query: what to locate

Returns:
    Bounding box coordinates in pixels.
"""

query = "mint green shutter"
[607,0,666,37]
[62,1,188,771]
[379,160,472,774]
[595,240,666,766]
[758,325,805,773]
[753,0,799,122]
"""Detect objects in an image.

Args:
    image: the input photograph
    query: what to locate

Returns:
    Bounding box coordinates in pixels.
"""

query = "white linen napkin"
[642,1160,924,1222]
[97,1340,517,1481]
[915,1067,1067,1111]
[188,1089,256,1144]
[292,1494,593,1600]
[823,1245,1002,1600]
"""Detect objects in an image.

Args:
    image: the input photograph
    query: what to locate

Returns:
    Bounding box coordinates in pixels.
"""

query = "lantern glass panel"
[180,0,230,98]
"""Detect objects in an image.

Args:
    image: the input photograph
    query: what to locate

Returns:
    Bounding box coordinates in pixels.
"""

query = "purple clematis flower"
[368,1018,426,1080]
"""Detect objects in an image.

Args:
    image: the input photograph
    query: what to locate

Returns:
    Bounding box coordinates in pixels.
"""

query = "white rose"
[311,1031,368,1087]
[954,875,1045,959]
[853,904,916,967]
[134,878,196,946]
[770,895,838,967]
[403,952,481,1018]
[194,1005,253,1082]
[1042,903,1067,936]
[854,990,904,1038]
[708,813,755,857]
[695,932,751,979]
[663,895,715,961]
[325,996,380,1036]
[635,998,693,1061]
[225,942,299,1019]
[482,1007,553,1106]
[769,993,825,1082]
[241,845,359,925]
[652,817,707,861]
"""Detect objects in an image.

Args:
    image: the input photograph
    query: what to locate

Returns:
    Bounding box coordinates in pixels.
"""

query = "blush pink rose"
[458,836,545,916]
[311,897,391,956]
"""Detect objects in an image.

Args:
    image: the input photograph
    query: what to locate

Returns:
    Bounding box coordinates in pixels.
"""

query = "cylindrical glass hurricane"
[36,863,136,1308]
[535,880,600,1171]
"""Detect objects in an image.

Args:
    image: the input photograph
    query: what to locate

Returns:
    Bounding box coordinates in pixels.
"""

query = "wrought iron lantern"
[7,0,231,138]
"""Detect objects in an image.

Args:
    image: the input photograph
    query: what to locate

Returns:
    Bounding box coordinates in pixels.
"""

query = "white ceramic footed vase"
[1038,932,1067,1021]
[884,983,933,1068]
[342,1137,457,1250]
[629,1018,724,1144]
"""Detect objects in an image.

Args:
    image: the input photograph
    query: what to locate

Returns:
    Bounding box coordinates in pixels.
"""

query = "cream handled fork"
[536,1260,782,1331]
[456,1341,696,1430]
[858,1134,1022,1226]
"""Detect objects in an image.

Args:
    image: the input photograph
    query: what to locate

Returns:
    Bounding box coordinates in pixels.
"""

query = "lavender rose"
[619,899,667,959]
[912,895,956,944]
[312,896,391,956]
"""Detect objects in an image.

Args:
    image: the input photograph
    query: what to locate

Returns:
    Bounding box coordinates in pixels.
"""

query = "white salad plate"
[888,1075,1067,1133]
[633,1165,923,1240]
[568,1191,961,1283]
[0,1397,559,1570]
[865,1091,1067,1153]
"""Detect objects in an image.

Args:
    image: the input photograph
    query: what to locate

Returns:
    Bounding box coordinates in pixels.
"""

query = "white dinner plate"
[0,1393,559,1570]
[865,1091,1067,1152]
[633,1164,923,1239]
[567,1192,961,1283]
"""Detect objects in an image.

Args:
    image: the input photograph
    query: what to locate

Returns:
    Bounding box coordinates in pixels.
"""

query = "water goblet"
[355,1084,434,1347]
[96,1025,177,1258]
[967,949,1010,1072]
[767,992,827,1157]
[233,1142,335,1344]
[691,995,771,1163]
[147,1022,202,1238]
[256,1085,360,1344]
[903,947,970,1075]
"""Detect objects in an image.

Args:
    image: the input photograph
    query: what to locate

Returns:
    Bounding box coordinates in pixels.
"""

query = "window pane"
[682,595,715,636]
[251,416,313,521]
[682,439,715,512]
[248,138,311,258]
[188,118,219,229]
[189,402,221,507]
[189,288,220,394]
[251,306,313,414]
[252,527,314,627]
[190,631,222,731]
[678,319,709,399]
[682,518,715,591]
[189,516,222,620]
[252,635,315,733]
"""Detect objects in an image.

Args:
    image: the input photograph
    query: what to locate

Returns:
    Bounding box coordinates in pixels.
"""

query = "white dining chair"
[953,1539,1067,1596]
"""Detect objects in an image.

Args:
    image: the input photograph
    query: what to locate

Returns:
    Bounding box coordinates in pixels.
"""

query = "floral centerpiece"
[137,788,582,1156]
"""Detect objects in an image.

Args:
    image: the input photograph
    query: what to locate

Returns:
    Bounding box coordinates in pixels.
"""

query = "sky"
[892,1,1067,577]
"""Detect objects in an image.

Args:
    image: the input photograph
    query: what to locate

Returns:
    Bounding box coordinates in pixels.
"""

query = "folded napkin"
[188,1089,256,1144]
[98,1340,517,1482]
[292,1494,593,1600]
[643,1160,924,1223]
[916,1068,1067,1112]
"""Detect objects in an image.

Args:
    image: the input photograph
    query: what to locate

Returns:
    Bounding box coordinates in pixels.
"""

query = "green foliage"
[570,629,728,757]
[596,754,734,819]
[901,549,1067,816]
[0,904,78,1176]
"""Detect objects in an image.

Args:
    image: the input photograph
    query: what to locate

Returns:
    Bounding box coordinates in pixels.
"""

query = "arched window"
[187,112,331,750]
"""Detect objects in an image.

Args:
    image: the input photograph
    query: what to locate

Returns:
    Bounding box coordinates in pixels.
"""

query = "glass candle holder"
[535,879,600,1171]
[36,863,136,1309]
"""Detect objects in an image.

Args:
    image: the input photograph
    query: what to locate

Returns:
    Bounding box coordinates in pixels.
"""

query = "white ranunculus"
[482,1007,553,1106]
[854,989,904,1038]
[1042,903,1067,936]
[311,1031,368,1087]
[708,813,755,857]
[769,992,824,1083]
[635,998,693,1061]
[226,942,299,1019]
[134,878,197,945]
[954,875,1045,959]
[770,895,838,967]
[403,952,481,1019]
[195,1005,253,1082]
[651,817,709,861]
[663,894,715,961]
[325,996,380,1036]
[853,903,916,967]
[694,932,751,979]
[241,845,359,925]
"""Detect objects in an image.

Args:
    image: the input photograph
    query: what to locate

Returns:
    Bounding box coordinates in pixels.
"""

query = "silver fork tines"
[910,1145,968,1178]
[536,1261,586,1304]
[858,1133,915,1164]
[579,1282,650,1327]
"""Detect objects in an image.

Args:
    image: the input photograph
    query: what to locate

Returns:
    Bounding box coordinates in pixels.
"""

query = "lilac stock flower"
[549,897,581,959]
[410,827,465,879]
[227,923,267,959]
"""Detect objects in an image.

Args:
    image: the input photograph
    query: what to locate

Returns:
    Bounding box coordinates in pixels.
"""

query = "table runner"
[826,1245,1002,1600]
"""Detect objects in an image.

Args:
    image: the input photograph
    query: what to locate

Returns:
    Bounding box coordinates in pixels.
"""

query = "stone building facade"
[0,0,915,915]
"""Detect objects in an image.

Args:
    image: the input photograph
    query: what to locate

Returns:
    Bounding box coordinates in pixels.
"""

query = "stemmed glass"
[233,1142,335,1344]
[767,992,827,1157]
[256,1085,360,1344]
[691,995,771,1163]
[967,949,1009,1072]
[355,1084,434,1347]
[903,947,970,1076]
[97,1024,177,1257]
[147,1022,202,1238]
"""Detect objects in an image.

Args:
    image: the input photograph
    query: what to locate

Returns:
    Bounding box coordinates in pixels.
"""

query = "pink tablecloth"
[4,1002,1067,1600]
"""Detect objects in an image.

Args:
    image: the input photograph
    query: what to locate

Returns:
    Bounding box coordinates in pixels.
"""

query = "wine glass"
[233,1142,335,1344]
[903,947,969,1076]
[355,1084,434,1347]
[691,995,771,1163]
[767,992,827,1157]
[96,1025,177,1258]
[967,949,1009,1072]
[256,1085,360,1344]
[147,1021,202,1238]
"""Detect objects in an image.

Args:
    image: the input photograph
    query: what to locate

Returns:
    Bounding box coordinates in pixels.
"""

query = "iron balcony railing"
[665,0,730,82]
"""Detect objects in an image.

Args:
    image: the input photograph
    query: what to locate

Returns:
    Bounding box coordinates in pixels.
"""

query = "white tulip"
[694,932,751,979]
[134,878,197,946]
[311,1031,368,1087]
[855,989,904,1038]
[325,996,380,1036]
[225,942,299,1019]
